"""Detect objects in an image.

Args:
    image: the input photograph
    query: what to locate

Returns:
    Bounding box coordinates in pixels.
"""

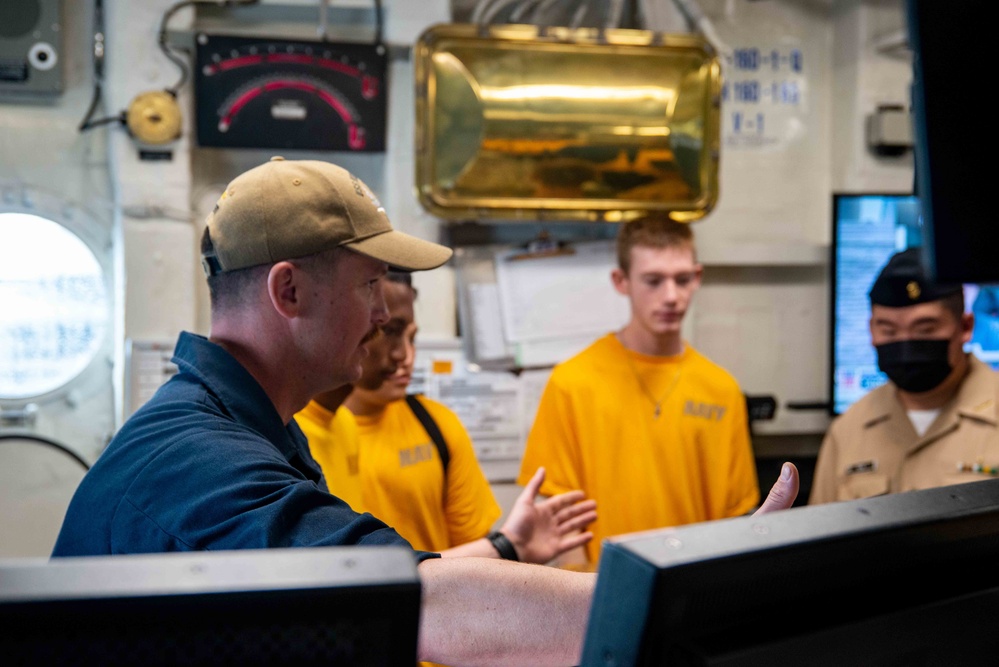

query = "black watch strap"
[487,531,519,561]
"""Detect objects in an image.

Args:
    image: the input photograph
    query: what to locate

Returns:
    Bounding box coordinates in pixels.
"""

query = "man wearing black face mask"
[810,248,999,504]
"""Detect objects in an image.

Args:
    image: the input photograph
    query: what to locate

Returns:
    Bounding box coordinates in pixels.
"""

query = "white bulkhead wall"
[0,0,913,455]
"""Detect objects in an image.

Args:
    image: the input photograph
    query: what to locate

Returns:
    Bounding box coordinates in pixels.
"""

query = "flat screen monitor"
[829,192,999,415]
[0,546,421,666]
[581,478,999,667]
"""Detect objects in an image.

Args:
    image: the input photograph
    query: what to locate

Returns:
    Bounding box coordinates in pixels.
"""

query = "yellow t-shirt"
[295,401,363,509]
[350,396,501,553]
[298,398,484,667]
[518,334,760,564]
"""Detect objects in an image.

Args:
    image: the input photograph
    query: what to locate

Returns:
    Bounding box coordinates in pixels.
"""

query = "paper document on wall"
[467,282,513,361]
[436,373,524,461]
[410,337,465,398]
[515,335,595,369]
[494,240,629,343]
[412,338,526,464]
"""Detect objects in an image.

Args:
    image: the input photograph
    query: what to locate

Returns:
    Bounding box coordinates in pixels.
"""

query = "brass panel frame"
[415,24,721,223]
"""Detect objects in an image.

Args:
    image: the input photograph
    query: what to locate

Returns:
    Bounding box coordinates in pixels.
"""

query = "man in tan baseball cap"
[201,156,452,276]
[54,157,800,665]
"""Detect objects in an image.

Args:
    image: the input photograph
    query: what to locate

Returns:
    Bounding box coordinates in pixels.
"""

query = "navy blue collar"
[172,332,303,463]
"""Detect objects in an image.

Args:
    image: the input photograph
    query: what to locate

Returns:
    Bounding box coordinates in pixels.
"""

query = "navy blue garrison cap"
[869,248,962,307]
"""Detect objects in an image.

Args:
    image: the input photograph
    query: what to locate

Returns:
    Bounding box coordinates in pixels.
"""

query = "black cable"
[79,0,104,126]
[80,0,261,133]
[83,113,126,128]
[159,0,198,95]
[0,434,91,471]
[79,97,115,132]
[78,0,122,132]
[159,1,263,95]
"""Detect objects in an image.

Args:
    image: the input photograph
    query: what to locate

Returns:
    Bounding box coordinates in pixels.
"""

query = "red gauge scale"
[194,34,387,151]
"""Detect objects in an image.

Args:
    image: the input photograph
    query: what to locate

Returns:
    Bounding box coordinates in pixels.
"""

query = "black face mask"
[875,339,953,393]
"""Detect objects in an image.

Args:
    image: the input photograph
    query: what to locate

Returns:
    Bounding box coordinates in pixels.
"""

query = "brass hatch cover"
[415,24,721,223]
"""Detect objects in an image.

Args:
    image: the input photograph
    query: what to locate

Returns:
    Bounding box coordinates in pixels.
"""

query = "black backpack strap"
[405,394,449,472]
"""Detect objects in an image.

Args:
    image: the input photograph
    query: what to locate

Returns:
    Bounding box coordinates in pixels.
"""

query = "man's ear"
[961,311,975,345]
[611,267,629,296]
[266,261,302,320]
[691,263,704,291]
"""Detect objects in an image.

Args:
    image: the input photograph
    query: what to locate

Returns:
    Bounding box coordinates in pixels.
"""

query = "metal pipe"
[318,0,328,39]
[670,0,732,57]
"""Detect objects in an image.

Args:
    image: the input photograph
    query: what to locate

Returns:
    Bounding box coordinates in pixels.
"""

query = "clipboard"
[453,226,627,370]
[503,231,577,262]
[454,245,518,369]
[494,238,629,345]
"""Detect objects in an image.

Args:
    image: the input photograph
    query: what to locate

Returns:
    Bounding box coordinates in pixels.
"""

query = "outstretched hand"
[499,467,597,564]
[754,462,800,515]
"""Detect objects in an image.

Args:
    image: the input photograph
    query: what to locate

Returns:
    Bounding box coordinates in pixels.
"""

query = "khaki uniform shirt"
[810,355,999,504]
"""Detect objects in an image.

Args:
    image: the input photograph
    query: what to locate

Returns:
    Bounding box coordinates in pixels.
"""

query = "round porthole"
[0,212,110,400]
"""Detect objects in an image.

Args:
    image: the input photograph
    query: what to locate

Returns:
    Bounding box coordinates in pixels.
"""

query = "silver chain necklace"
[622,351,682,419]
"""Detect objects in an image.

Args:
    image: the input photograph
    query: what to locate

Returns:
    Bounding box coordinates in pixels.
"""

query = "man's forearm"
[416,462,800,664]
[440,537,500,559]
[417,557,595,666]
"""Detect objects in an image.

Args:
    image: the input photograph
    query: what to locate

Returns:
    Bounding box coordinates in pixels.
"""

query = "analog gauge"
[194,34,386,151]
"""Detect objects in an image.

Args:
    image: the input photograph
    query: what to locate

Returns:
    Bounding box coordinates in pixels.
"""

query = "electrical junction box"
[0,0,64,97]
[867,104,913,156]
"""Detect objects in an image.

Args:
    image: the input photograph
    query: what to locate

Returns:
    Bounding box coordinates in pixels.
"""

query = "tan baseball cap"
[202,157,452,275]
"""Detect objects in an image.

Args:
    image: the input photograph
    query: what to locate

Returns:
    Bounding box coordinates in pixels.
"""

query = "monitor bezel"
[582,477,999,666]
[0,546,423,666]
[828,191,915,417]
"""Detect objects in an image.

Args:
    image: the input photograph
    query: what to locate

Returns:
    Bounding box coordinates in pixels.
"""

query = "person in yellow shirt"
[296,385,363,508]
[299,272,597,563]
[517,216,760,567]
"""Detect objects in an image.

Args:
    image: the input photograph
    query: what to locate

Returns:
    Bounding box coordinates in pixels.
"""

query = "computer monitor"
[581,478,999,667]
[0,546,421,666]
[829,192,999,415]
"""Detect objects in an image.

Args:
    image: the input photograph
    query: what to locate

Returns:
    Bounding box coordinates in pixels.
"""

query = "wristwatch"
[487,531,519,561]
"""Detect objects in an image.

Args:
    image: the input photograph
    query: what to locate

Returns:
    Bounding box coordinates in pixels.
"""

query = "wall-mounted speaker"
[0,0,64,96]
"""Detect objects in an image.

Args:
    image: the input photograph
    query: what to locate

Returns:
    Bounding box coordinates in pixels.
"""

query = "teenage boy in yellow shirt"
[518,216,760,567]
